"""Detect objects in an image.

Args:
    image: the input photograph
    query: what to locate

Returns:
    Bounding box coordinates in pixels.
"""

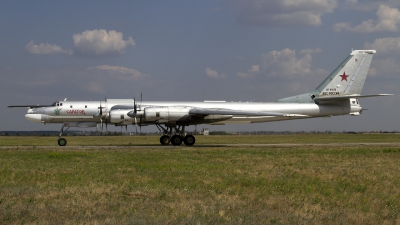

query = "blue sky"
[1,0,399,132]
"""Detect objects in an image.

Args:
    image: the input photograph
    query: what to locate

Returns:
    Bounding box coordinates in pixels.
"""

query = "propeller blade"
[134,97,137,114]
[134,117,138,134]
[139,115,142,133]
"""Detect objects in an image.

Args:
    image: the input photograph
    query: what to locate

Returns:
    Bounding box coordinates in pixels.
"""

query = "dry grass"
[1,145,400,224]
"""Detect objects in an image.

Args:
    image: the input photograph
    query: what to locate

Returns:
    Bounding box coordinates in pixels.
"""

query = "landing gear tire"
[160,135,170,145]
[170,135,182,146]
[183,135,196,146]
[58,138,67,146]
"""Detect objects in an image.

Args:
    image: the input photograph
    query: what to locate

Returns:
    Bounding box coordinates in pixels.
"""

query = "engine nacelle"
[109,109,135,124]
[144,107,191,122]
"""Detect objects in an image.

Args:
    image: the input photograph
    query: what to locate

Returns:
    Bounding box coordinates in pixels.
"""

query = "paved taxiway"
[1,142,400,149]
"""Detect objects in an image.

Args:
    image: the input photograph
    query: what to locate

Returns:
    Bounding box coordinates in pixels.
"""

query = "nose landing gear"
[58,138,67,146]
[57,125,69,146]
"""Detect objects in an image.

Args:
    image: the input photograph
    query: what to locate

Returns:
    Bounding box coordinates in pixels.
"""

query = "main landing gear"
[156,124,196,146]
[57,125,69,146]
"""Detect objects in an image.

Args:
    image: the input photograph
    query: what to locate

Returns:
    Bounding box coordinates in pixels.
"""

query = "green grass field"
[1,133,399,146]
[1,135,400,224]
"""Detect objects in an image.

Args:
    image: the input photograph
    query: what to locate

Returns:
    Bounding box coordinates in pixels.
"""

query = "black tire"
[58,138,67,146]
[160,135,170,145]
[170,135,182,146]
[183,135,196,146]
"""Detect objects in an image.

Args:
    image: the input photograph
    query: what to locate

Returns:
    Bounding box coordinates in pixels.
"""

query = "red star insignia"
[339,72,349,81]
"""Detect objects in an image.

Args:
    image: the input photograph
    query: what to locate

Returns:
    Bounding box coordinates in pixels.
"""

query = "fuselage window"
[120,114,124,119]
[56,103,59,106]
[60,103,63,106]
[85,105,87,108]
[352,101,356,104]
[70,105,72,108]
[156,112,160,117]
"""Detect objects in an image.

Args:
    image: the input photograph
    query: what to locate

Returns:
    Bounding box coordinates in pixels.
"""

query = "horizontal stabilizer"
[189,108,286,117]
[314,94,393,102]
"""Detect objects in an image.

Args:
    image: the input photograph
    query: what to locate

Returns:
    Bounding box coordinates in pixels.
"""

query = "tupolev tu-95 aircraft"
[9,50,392,146]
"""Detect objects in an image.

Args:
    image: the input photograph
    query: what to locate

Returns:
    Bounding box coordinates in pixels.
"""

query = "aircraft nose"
[25,114,42,122]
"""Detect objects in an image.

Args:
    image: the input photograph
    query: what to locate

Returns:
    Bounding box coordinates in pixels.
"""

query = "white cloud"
[248,65,260,72]
[228,0,337,27]
[205,68,227,79]
[332,22,352,32]
[333,5,400,33]
[89,65,148,80]
[368,58,400,78]
[341,0,400,11]
[237,48,326,79]
[261,48,313,78]
[237,65,260,78]
[299,48,322,54]
[73,29,135,57]
[26,40,70,55]
[364,37,400,54]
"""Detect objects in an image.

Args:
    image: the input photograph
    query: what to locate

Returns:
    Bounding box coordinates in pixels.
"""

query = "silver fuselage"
[25,99,362,126]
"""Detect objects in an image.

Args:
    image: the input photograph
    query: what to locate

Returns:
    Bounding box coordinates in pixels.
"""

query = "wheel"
[160,135,170,145]
[170,135,182,146]
[58,138,67,146]
[183,135,196,146]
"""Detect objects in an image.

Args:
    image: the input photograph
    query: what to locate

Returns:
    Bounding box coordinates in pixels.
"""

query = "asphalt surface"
[1,142,400,149]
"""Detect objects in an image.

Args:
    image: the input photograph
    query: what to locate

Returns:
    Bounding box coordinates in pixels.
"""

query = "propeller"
[134,117,138,134]
[139,92,143,132]
[131,93,143,134]
[94,97,109,133]
[104,97,108,132]
[99,101,103,131]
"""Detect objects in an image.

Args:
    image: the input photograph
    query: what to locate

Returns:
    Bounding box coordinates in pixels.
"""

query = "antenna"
[64,98,67,101]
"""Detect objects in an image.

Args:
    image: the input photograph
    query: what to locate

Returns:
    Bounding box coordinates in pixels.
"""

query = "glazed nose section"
[25,114,42,122]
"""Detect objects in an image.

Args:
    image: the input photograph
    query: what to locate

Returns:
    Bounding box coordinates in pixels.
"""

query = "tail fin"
[277,50,376,103]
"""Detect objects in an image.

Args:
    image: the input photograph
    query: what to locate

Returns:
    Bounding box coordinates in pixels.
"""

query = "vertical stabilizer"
[277,50,376,103]
[315,50,375,96]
